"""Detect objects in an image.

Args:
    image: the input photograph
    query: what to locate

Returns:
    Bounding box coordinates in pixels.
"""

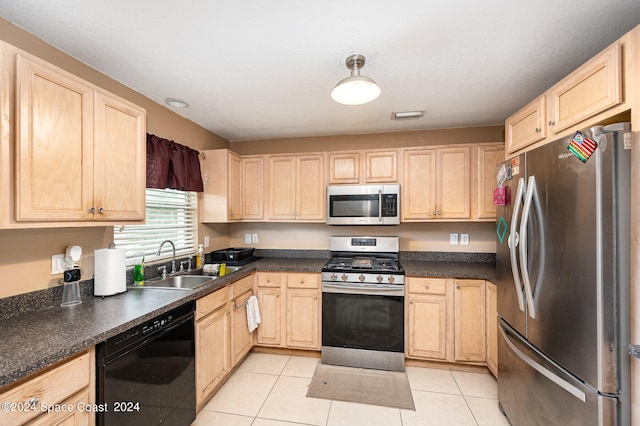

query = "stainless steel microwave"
[326,184,400,225]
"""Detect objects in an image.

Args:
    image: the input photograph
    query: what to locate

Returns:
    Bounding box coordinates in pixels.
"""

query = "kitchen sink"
[139,275,216,290]
[130,265,243,291]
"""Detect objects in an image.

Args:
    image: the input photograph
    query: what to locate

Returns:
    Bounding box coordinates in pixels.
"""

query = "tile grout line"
[251,355,292,424]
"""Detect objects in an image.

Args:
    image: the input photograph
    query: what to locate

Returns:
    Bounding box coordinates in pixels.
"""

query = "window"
[114,188,198,264]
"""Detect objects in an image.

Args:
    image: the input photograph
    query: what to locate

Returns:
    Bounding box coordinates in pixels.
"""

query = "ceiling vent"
[391,110,425,120]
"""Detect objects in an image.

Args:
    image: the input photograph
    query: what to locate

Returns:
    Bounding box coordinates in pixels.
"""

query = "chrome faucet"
[156,240,176,274]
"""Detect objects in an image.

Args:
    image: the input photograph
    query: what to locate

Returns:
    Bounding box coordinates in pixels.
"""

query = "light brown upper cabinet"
[267,153,324,221]
[505,96,546,155]
[547,43,622,134]
[402,146,471,221]
[12,49,145,224]
[328,149,398,184]
[241,155,264,220]
[474,143,504,221]
[200,149,242,222]
[506,41,624,156]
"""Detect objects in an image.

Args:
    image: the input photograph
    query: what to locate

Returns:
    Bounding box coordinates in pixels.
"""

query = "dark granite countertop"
[0,253,494,387]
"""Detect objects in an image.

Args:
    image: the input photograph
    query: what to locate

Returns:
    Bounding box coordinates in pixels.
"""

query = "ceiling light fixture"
[391,110,425,120]
[331,54,381,106]
[165,98,190,108]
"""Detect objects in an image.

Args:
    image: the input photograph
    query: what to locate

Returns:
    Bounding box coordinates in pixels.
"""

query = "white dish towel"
[246,295,261,333]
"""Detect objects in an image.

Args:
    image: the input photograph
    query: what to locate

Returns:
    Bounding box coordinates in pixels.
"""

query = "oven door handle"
[378,189,383,222]
[322,283,404,296]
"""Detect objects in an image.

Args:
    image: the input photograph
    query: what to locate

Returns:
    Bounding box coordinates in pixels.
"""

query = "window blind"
[114,188,198,264]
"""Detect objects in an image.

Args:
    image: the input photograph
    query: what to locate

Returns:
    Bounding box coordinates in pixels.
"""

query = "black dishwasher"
[96,302,195,426]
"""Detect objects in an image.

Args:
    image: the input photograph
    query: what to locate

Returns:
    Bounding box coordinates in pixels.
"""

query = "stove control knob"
[341,273,348,281]
[330,273,337,281]
[388,276,395,284]
[376,275,383,283]
[359,274,366,282]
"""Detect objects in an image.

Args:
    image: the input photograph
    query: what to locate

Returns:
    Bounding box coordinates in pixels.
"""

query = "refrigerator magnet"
[568,131,597,163]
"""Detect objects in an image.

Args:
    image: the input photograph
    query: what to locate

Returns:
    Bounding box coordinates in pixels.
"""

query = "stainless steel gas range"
[321,236,405,371]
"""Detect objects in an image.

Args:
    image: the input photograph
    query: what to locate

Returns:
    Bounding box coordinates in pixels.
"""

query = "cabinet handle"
[535,127,540,133]
[314,296,318,300]
[89,207,95,213]
[548,120,555,126]
[410,300,414,305]
[432,211,437,215]
[276,294,279,298]
[456,285,461,289]
[98,207,104,214]
[437,211,441,215]
[28,397,39,405]
[425,285,430,289]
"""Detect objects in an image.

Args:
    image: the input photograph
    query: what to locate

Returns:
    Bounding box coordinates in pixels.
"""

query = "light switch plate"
[244,233,252,244]
[51,254,65,275]
[203,236,210,248]
[252,233,259,244]
[449,233,459,245]
[460,234,469,245]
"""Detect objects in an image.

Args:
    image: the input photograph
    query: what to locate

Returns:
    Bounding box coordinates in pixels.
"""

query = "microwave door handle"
[509,177,526,312]
[378,190,383,222]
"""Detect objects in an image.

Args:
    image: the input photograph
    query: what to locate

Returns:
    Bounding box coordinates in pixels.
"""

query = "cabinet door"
[256,287,282,347]
[437,146,471,219]
[94,91,146,220]
[365,150,397,183]
[402,149,436,220]
[407,294,448,360]
[196,305,230,407]
[15,54,95,221]
[286,288,320,349]
[231,290,253,366]
[228,152,242,220]
[454,279,486,362]
[486,282,498,377]
[30,389,92,426]
[296,154,325,221]
[476,144,504,220]
[548,43,621,134]
[267,155,296,220]
[505,96,546,155]
[242,156,264,220]
[328,152,360,184]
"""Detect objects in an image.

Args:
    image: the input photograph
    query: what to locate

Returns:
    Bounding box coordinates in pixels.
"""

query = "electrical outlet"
[204,236,210,248]
[244,233,252,244]
[449,233,459,245]
[51,254,66,275]
[252,233,259,244]
[460,234,469,245]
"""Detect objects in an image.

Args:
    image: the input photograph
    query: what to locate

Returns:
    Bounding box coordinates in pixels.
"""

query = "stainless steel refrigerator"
[495,123,631,425]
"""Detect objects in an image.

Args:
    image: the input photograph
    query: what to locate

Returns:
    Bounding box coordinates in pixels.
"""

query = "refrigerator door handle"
[519,175,546,319]
[508,177,526,312]
[499,321,587,402]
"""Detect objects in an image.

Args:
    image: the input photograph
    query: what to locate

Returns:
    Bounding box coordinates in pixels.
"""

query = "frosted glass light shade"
[331,75,381,105]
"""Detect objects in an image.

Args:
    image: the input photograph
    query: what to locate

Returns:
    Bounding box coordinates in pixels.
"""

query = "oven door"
[321,283,404,353]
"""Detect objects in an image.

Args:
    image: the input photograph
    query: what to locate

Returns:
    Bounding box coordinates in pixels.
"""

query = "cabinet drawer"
[257,272,282,288]
[0,351,91,426]
[196,286,230,320]
[408,277,447,295]
[286,273,320,289]
[232,274,254,298]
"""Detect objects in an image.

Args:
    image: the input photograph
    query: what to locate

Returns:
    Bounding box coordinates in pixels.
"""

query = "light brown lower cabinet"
[195,274,255,411]
[256,272,321,350]
[230,275,255,366]
[0,349,95,426]
[407,277,493,369]
[486,282,498,376]
[407,277,449,360]
[195,286,231,410]
[454,279,486,362]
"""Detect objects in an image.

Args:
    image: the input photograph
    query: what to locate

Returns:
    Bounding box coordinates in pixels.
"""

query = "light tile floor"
[193,353,510,426]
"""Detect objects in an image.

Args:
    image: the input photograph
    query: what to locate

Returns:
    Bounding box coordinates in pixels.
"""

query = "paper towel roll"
[94,248,127,296]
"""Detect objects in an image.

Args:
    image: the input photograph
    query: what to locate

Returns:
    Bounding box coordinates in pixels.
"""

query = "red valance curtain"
[146,133,204,192]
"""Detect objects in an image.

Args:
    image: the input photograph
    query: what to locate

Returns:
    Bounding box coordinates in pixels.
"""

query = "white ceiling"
[1,1,639,142]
